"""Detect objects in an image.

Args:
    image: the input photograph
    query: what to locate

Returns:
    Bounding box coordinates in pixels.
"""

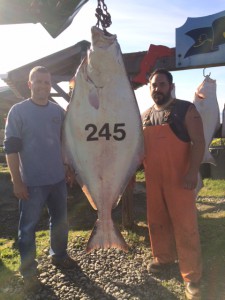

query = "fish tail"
[86,219,128,253]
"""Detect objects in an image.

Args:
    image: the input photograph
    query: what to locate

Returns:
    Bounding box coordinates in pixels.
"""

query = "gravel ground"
[1,238,186,300]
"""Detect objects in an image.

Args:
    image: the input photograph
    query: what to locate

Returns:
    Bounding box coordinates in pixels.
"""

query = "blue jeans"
[18,180,68,278]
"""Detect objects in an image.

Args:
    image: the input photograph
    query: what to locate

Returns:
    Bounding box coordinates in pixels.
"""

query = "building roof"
[1,40,91,101]
[0,41,150,101]
[0,41,176,114]
[0,86,18,116]
[0,0,90,38]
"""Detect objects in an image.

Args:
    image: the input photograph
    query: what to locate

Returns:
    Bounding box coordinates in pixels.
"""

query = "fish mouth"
[91,26,116,48]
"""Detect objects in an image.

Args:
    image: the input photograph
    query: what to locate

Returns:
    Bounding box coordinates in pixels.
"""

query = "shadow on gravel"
[59,264,118,300]
[0,259,22,299]
[114,280,180,300]
[37,254,182,300]
[23,283,59,300]
[149,263,183,282]
[201,257,225,300]
[0,258,14,288]
[196,197,225,300]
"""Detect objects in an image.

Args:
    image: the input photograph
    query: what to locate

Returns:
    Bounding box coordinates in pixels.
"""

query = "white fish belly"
[63,26,144,251]
[65,73,143,209]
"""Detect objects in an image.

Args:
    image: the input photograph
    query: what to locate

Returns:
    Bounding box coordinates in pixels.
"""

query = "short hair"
[29,66,50,81]
[149,68,173,85]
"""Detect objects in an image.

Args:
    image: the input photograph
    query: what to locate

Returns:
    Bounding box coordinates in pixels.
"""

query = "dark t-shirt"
[142,99,194,142]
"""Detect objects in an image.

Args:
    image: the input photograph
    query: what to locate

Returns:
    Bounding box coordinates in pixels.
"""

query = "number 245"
[85,123,126,141]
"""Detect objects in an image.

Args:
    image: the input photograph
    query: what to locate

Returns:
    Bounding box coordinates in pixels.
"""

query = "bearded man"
[142,68,205,300]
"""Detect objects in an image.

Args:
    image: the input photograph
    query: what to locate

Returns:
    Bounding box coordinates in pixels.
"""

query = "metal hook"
[203,68,211,77]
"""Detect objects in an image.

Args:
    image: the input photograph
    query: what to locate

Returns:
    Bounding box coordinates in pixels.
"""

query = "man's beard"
[152,91,171,106]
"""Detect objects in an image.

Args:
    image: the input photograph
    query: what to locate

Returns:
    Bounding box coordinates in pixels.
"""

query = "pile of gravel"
[2,236,186,300]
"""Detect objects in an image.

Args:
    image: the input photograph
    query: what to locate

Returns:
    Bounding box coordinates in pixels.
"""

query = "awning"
[0,0,89,38]
[1,40,91,100]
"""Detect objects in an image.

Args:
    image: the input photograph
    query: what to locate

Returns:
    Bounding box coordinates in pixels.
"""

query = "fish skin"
[62,26,144,252]
[193,75,220,165]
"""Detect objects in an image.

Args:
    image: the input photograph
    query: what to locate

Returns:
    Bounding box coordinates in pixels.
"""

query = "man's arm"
[183,104,205,189]
[6,153,29,200]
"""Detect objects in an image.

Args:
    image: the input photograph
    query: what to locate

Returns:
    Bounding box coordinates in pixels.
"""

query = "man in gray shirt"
[4,66,76,293]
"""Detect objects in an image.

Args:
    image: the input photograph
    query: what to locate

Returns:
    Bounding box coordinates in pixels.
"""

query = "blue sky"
[0,0,225,113]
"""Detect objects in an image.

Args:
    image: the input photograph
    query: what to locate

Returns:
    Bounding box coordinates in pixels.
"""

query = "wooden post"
[121,176,135,229]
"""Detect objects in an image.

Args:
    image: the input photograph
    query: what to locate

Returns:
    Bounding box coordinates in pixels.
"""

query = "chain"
[95,0,112,31]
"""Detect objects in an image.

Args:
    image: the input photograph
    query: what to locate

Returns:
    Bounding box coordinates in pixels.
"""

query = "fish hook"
[203,68,211,77]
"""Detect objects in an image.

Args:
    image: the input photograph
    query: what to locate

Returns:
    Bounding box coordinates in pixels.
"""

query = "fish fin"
[82,185,97,210]
[88,87,99,109]
[86,219,128,253]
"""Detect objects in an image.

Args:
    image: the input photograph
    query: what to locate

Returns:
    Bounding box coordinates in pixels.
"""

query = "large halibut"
[63,26,144,252]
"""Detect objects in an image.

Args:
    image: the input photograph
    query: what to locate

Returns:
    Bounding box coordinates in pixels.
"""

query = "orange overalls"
[143,123,202,283]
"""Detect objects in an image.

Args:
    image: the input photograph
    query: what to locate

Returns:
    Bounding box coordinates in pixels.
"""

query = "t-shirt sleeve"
[3,106,23,154]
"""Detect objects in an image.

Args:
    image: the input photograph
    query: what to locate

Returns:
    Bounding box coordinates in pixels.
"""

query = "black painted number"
[113,123,126,141]
[99,123,112,140]
[85,123,126,141]
[85,124,98,141]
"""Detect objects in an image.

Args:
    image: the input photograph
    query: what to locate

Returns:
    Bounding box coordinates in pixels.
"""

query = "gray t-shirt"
[4,99,65,186]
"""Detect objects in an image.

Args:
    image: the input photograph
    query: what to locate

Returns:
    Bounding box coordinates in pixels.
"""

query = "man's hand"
[65,165,77,188]
[183,171,198,190]
[13,181,29,200]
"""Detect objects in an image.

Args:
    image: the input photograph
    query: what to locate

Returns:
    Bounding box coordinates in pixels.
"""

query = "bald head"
[29,66,50,81]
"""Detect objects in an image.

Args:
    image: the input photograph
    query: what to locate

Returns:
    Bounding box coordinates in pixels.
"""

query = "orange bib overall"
[143,123,202,283]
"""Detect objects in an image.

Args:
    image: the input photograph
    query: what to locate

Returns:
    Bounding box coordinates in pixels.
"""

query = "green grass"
[210,138,225,147]
[197,197,225,299]
[0,164,8,173]
[0,163,10,180]
[136,169,145,182]
[0,238,20,289]
[198,178,225,197]
[0,230,90,293]
[0,239,19,271]
[136,169,225,198]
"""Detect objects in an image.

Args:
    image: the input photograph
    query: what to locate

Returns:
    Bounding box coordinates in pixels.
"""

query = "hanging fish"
[221,104,225,138]
[62,26,144,252]
[193,75,220,165]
